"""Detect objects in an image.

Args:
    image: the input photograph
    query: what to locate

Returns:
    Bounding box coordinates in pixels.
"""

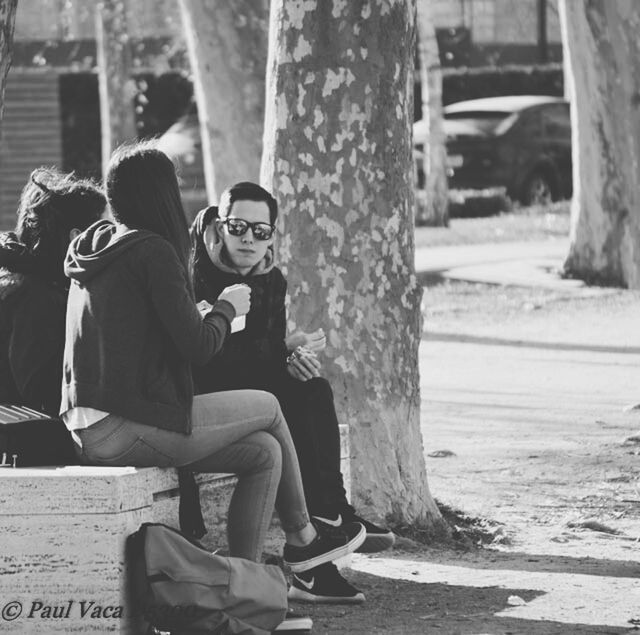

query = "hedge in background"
[442,63,564,106]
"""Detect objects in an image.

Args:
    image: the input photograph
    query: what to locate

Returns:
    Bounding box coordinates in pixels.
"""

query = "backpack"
[0,403,78,467]
[127,523,288,635]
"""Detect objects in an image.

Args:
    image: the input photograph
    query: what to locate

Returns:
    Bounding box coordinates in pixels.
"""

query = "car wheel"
[519,171,555,207]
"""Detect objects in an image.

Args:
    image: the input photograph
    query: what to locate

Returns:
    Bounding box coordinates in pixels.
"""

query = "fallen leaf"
[428,449,456,458]
[567,519,622,534]
[507,595,526,606]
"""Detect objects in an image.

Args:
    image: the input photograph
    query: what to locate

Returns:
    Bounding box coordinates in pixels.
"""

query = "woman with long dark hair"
[61,142,364,570]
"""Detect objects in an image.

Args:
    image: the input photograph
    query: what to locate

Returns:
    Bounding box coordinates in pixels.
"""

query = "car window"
[509,109,543,139]
[443,110,512,136]
[541,104,571,140]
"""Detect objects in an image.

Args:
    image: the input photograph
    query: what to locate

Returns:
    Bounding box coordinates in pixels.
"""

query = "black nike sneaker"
[283,520,365,572]
[288,562,365,604]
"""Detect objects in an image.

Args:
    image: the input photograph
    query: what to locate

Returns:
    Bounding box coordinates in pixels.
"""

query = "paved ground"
[331,240,640,634]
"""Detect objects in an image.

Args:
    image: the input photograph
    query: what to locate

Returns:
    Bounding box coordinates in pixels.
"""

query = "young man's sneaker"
[283,521,365,572]
[288,562,365,604]
[272,608,313,632]
[313,511,395,554]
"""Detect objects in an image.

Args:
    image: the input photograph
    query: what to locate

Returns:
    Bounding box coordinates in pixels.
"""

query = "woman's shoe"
[283,521,365,572]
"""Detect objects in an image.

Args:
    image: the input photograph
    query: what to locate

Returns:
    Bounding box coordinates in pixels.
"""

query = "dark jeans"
[272,376,350,518]
[206,372,349,518]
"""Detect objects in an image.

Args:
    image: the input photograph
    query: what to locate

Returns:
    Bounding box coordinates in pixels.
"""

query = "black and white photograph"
[0,1,638,633]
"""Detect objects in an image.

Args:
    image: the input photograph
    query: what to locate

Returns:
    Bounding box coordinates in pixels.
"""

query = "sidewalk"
[415,238,613,294]
[320,239,640,634]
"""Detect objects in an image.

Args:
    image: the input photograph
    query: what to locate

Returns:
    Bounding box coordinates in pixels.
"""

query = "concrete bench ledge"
[0,425,350,634]
[0,465,236,515]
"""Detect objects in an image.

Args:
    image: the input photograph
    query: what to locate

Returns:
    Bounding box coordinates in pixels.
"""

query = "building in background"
[1,0,563,228]
[432,0,562,67]
[0,0,187,229]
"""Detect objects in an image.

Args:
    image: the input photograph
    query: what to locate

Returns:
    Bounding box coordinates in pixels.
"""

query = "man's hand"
[286,328,326,353]
[287,346,321,381]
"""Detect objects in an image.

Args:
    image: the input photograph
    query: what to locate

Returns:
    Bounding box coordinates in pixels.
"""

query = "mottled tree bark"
[416,0,449,226]
[0,0,18,131]
[262,0,445,529]
[96,0,137,179]
[178,0,269,203]
[560,0,640,288]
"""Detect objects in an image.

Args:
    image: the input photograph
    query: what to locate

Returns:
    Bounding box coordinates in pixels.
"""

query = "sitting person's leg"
[76,389,365,565]
[297,377,349,518]
[186,430,282,561]
[275,376,396,554]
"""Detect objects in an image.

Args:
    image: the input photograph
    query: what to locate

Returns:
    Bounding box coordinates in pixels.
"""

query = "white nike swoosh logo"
[313,514,342,527]
[296,576,315,590]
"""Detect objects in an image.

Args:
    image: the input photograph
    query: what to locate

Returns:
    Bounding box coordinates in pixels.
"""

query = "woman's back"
[63,220,235,433]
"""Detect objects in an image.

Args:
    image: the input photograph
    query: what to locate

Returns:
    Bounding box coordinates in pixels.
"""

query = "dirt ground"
[294,278,640,634]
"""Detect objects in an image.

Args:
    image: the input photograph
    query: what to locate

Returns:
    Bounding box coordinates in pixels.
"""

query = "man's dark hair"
[218,182,278,225]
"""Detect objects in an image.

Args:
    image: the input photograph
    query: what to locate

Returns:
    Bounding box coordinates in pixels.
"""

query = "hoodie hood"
[64,219,156,283]
[190,206,275,279]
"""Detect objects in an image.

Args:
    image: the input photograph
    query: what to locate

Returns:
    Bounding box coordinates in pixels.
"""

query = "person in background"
[190,182,395,605]
[0,167,105,415]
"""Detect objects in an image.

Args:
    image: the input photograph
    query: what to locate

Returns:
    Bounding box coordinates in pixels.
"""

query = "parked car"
[414,95,572,206]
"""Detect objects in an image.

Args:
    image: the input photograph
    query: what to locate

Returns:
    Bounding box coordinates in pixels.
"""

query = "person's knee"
[249,390,282,418]
[247,430,282,473]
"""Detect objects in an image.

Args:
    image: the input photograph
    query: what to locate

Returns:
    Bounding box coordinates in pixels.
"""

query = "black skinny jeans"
[207,372,349,518]
[270,375,349,518]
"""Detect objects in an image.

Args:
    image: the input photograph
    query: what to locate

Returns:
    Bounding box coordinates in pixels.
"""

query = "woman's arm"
[143,238,236,365]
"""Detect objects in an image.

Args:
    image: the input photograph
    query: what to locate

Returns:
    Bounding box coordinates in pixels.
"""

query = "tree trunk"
[560,0,640,288]
[262,0,446,530]
[96,0,137,178]
[416,0,449,227]
[178,0,269,203]
[0,0,18,131]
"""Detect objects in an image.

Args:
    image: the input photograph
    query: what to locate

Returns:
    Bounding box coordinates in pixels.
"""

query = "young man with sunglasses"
[190,182,394,606]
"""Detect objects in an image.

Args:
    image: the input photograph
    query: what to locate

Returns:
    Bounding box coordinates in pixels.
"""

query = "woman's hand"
[286,328,326,353]
[217,284,251,317]
[286,346,321,382]
[196,300,213,316]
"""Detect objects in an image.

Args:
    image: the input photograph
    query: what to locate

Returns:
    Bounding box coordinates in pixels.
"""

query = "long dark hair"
[14,167,105,284]
[106,141,191,276]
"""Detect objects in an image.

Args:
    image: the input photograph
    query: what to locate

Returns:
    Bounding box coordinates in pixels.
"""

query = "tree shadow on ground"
[400,547,640,579]
[301,570,630,635]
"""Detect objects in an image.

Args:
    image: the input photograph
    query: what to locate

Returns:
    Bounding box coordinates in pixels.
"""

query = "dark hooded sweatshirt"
[0,233,67,415]
[190,208,288,394]
[62,220,235,434]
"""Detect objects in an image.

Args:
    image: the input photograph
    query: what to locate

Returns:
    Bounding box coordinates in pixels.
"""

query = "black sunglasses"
[221,217,275,241]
